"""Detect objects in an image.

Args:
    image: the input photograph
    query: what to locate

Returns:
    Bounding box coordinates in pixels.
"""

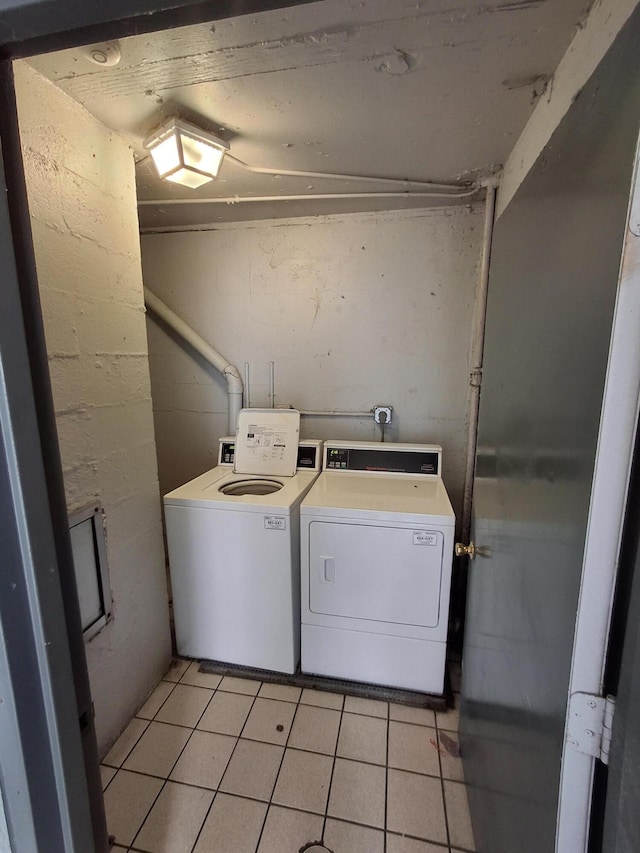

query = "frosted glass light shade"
[143,118,228,188]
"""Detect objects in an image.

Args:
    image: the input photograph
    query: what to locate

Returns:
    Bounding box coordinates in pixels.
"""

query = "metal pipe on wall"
[143,287,244,435]
[138,188,479,209]
[269,361,275,408]
[297,410,374,418]
[461,182,498,543]
[225,151,475,192]
[244,362,251,409]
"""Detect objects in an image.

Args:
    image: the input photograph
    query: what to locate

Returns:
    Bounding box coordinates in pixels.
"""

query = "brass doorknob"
[455,541,475,559]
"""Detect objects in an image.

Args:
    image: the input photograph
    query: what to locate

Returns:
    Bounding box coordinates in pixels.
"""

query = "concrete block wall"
[14,61,172,755]
[142,206,482,521]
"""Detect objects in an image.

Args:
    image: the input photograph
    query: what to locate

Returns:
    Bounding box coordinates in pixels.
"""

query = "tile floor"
[102,659,474,853]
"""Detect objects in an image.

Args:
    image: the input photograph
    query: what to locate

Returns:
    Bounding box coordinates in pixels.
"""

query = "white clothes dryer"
[300,440,455,694]
[164,409,322,673]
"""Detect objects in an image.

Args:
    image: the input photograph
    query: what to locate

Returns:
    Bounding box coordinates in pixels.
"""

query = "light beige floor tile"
[444,780,476,851]
[137,681,176,720]
[103,770,163,847]
[112,848,128,851]
[300,688,344,710]
[219,739,284,801]
[123,722,191,778]
[218,675,261,695]
[388,721,440,776]
[170,730,236,790]
[272,749,333,814]
[327,758,386,828]
[103,718,149,767]
[438,730,464,782]
[337,713,387,765]
[389,703,436,728]
[258,682,302,702]
[324,817,385,853]
[436,696,459,733]
[344,695,388,719]
[100,765,116,791]
[257,805,324,853]
[387,769,447,844]
[179,661,223,690]
[193,793,267,853]
[386,835,448,853]
[197,690,254,736]
[288,704,341,755]
[164,658,190,683]
[242,698,296,745]
[133,781,213,853]
[154,683,214,728]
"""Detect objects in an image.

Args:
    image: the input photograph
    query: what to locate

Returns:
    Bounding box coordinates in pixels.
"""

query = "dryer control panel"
[324,441,441,476]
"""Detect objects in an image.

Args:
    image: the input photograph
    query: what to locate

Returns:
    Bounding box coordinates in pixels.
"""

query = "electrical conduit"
[461,182,498,544]
[143,287,244,434]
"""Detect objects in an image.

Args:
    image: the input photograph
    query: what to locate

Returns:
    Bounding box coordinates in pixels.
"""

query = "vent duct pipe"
[143,287,243,434]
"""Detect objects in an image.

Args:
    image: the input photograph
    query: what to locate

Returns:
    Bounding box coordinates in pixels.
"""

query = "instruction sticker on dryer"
[413,532,437,546]
[265,516,286,531]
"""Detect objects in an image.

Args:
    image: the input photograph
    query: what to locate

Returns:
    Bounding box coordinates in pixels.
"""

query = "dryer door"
[308,520,443,628]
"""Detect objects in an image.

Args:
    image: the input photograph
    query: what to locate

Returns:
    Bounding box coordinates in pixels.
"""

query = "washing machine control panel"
[324,443,441,476]
[218,438,321,471]
[220,441,236,465]
[296,445,321,470]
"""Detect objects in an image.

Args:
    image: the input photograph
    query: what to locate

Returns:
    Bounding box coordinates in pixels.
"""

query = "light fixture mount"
[143,118,229,189]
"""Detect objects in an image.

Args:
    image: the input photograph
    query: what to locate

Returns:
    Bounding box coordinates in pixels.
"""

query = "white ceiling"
[29,0,592,228]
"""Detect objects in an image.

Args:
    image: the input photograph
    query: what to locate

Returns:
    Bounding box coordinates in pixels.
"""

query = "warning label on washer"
[264,516,286,530]
[245,425,288,461]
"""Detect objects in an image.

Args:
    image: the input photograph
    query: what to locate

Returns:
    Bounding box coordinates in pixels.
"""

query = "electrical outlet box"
[373,406,392,424]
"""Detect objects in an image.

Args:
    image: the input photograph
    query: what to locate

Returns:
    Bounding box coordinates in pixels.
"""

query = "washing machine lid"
[234,409,300,477]
[163,468,320,511]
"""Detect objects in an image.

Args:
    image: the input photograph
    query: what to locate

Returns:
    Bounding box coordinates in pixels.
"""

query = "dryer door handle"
[322,556,335,583]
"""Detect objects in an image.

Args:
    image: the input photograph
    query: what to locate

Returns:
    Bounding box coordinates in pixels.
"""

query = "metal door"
[459,9,640,853]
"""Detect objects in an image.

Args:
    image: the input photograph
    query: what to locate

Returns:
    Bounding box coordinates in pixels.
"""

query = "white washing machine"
[164,409,322,673]
[300,440,455,694]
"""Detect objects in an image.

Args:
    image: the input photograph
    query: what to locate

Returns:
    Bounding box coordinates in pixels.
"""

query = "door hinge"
[567,692,616,765]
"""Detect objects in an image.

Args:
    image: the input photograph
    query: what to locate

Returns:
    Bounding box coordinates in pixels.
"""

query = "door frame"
[555,128,640,852]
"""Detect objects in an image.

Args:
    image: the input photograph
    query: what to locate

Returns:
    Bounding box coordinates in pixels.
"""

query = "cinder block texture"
[15,60,171,755]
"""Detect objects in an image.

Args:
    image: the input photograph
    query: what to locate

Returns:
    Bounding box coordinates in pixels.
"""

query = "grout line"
[128,680,214,851]
[384,699,390,853]
[99,767,117,794]
[101,727,150,772]
[321,752,443,782]
[386,833,451,850]
[387,717,438,731]
[253,692,303,851]
[140,676,179,719]
[435,711,453,850]
[127,776,169,851]
[188,682,262,853]
[320,693,345,841]
[222,687,271,845]
[189,789,218,853]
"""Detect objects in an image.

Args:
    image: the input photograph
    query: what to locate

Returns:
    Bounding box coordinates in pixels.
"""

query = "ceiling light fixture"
[143,118,229,188]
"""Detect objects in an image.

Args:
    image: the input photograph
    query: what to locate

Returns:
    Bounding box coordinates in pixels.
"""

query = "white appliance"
[300,440,455,694]
[164,409,322,673]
